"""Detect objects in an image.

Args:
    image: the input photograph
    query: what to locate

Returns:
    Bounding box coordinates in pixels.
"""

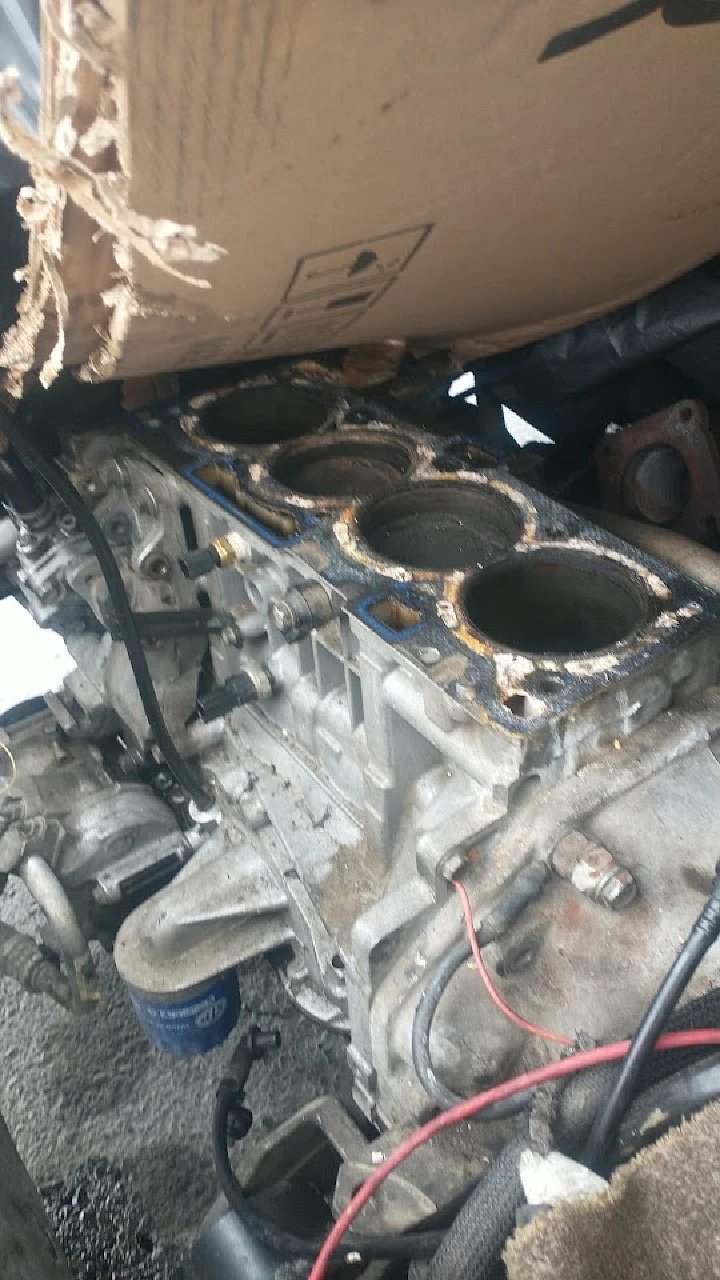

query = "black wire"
[614,1055,720,1162]
[411,934,532,1119]
[0,412,213,810]
[584,872,720,1169]
[411,862,548,1114]
[212,1045,446,1263]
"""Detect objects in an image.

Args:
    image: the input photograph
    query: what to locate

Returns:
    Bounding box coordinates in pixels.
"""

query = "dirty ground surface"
[0,878,352,1274]
[41,1160,189,1280]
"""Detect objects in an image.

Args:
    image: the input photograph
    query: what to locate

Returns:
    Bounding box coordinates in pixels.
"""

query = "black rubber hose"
[555,986,720,1154]
[412,862,549,1112]
[0,413,213,810]
[584,872,720,1169]
[0,448,45,518]
[213,1032,446,1264]
[614,1055,720,1161]
[413,1134,526,1280]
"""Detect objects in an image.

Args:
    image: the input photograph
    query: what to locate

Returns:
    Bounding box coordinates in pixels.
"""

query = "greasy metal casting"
[135,377,719,740]
[9,375,720,1140]
[597,398,720,545]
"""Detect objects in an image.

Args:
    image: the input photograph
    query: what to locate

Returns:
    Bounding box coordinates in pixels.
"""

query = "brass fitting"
[211,531,250,569]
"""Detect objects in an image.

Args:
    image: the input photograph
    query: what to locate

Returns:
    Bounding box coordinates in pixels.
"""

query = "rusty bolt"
[596,867,637,910]
[551,830,637,911]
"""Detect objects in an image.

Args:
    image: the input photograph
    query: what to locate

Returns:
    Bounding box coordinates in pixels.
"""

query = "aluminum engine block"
[11,379,720,1138]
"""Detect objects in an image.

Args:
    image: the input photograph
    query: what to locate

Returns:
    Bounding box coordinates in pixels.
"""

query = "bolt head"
[598,870,637,910]
[270,599,294,632]
[221,624,239,647]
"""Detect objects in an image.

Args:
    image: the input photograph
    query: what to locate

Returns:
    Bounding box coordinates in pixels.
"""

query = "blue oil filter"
[128,969,240,1056]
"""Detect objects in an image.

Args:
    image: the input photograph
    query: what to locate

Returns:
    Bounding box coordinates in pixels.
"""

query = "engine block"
[9,378,720,1143]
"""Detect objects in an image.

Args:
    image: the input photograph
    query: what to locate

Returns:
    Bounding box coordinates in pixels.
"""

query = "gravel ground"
[41,1160,190,1280]
[0,877,351,1266]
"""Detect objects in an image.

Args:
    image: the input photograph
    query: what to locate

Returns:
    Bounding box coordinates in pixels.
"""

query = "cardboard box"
[1,1,720,392]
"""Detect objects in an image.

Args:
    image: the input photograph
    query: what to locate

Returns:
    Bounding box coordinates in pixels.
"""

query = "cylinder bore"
[270,434,412,499]
[461,549,650,656]
[197,384,332,446]
[356,482,523,572]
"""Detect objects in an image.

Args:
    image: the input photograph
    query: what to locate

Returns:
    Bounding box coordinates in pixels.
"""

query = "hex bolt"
[551,830,637,910]
[270,582,334,643]
[270,598,296,634]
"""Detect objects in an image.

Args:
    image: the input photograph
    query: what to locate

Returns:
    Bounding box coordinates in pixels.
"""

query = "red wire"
[453,878,575,1047]
[307,1028,720,1280]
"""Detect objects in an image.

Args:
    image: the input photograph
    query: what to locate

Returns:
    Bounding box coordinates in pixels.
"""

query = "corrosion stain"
[559,897,583,934]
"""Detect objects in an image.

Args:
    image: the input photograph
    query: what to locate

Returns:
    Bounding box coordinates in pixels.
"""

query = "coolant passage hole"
[462,550,649,655]
[198,384,331,445]
[356,482,523,571]
[271,435,412,498]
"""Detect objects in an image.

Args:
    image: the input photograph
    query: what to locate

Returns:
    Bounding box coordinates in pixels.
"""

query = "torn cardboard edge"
[0,0,226,396]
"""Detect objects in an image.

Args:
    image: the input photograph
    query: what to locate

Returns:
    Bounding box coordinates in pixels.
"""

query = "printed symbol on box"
[285,225,432,303]
[253,284,395,348]
[246,224,433,350]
